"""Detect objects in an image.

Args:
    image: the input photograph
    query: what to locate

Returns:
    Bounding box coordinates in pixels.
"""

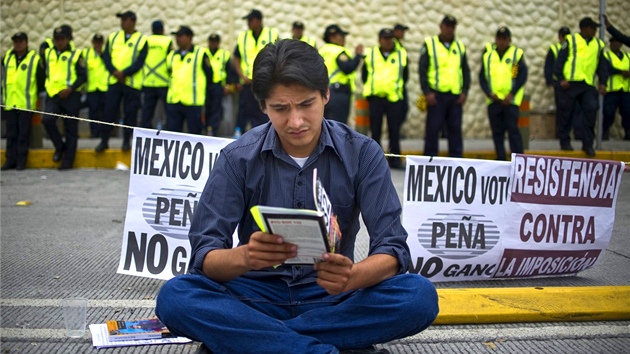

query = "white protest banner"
[117,128,232,280]
[495,154,625,279]
[402,156,511,282]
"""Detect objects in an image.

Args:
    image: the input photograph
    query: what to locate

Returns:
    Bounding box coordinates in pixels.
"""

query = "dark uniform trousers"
[324,84,351,124]
[3,109,33,167]
[42,92,81,166]
[100,83,141,144]
[603,91,630,136]
[368,96,405,158]
[554,83,583,140]
[556,81,598,149]
[236,84,268,132]
[87,90,106,137]
[424,91,463,157]
[141,87,168,128]
[487,102,523,160]
[205,83,224,133]
[166,103,203,135]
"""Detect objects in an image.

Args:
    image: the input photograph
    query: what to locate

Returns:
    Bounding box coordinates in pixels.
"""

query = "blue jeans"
[155,273,438,354]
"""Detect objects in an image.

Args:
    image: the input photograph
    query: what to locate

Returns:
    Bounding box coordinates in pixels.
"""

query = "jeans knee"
[397,274,439,327]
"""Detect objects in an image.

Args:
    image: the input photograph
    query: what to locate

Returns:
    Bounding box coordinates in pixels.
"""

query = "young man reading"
[156,39,438,354]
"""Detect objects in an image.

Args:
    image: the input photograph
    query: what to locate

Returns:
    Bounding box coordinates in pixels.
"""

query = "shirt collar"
[260,119,340,162]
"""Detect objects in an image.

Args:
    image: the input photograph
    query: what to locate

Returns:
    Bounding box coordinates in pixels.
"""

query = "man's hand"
[58,87,72,99]
[355,44,364,57]
[603,14,611,28]
[456,92,467,105]
[598,84,607,96]
[313,253,353,295]
[622,70,630,78]
[559,80,570,89]
[425,92,437,106]
[244,231,297,270]
[502,93,514,106]
[113,70,125,83]
[489,93,500,103]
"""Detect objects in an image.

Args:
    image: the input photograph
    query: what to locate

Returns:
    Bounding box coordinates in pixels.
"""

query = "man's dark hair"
[251,39,329,109]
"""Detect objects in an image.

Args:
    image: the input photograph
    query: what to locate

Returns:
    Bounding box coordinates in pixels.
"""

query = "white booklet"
[249,168,340,264]
[89,323,191,349]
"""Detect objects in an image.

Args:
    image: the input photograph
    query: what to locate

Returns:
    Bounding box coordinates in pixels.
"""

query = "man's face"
[495,36,511,52]
[12,39,27,53]
[581,26,597,39]
[440,23,456,41]
[53,36,69,51]
[379,36,395,52]
[208,40,219,51]
[292,27,304,39]
[176,34,192,49]
[330,33,346,46]
[92,40,103,52]
[247,17,262,31]
[121,17,135,31]
[394,29,405,40]
[262,84,329,158]
[610,40,622,52]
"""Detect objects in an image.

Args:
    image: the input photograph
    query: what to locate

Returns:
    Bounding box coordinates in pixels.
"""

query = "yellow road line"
[434,286,630,324]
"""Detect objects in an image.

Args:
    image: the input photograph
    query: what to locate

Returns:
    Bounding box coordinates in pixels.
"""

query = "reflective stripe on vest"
[166,47,206,106]
[605,50,630,92]
[107,30,146,89]
[84,47,109,92]
[45,47,80,97]
[319,43,356,91]
[237,27,278,80]
[208,48,230,84]
[2,49,39,110]
[564,34,603,86]
[425,36,465,94]
[363,46,407,102]
[299,36,317,48]
[143,35,171,87]
[483,45,525,106]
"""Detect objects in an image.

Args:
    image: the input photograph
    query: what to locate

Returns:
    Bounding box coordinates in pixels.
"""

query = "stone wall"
[2,0,628,138]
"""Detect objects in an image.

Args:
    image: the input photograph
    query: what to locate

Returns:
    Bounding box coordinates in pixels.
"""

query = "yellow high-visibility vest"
[166,47,207,106]
[44,47,81,97]
[236,27,278,80]
[482,44,525,106]
[604,50,630,92]
[549,42,561,59]
[143,34,171,88]
[362,46,407,102]
[298,35,317,48]
[106,30,147,89]
[207,47,230,85]
[2,49,40,110]
[319,43,356,92]
[424,35,466,94]
[562,33,604,86]
[83,47,108,93]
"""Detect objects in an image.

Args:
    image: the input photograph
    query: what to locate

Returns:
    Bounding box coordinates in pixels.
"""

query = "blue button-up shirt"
[189,119,410,286]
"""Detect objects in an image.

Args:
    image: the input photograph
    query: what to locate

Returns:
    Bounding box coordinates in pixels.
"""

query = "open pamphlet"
[250,168,341,264]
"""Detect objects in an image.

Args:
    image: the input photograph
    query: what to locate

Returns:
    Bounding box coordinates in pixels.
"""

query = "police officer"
[232,9,278,137]
[393,23,409,50]
[554,17,608,156]
[41,26,86,170]
[362,28,408,169]
[319,24,364,124]
[164,26,212,135]
[83,34,108,138]
[205,33,236,136]
[544,26,573,140]
[1,32,44,171]
[603,37,630,140]
[291,21,316,47]
[141,20,173,130]
[479,27,528,161]
[96,10,148,153]
[419,15,471,158]
[39,24,76,58]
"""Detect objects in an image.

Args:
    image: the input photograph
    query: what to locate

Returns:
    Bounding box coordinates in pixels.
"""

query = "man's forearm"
[202,246,250,282]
